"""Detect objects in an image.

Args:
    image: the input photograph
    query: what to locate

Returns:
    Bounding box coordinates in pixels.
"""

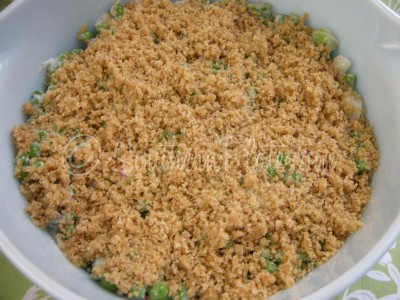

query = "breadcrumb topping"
[12,1,378,299]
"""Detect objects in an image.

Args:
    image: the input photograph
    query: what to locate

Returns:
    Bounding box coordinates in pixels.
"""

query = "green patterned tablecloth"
[1,0,400,299]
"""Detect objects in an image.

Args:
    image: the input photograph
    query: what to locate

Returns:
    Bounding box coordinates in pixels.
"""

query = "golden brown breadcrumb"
[12,1,378,299]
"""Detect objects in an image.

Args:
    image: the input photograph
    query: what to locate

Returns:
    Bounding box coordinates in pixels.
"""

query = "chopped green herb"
[244,72,250,79]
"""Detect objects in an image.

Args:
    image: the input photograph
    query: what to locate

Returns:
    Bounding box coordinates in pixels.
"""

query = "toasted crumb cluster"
[12,0,378,299]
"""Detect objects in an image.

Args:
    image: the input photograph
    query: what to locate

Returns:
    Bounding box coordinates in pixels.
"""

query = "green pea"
[58,52,69,62]
[70,49,83,55]
[265,260,278,273]
[162,130,173,140]
[31,90,44,105]
[355,159,366,175]
[312,28,339,52]
[274,250,283,264]
[129,285,146,299]
[19,153,30,166]
[38,130,47,141]
[247,3,273,20]
[261,249,270,260]
[18,171,29,182]
[291,172,302,183]
[277,153,286,165]
[58,49,81,61]
[274,14,287,24]
[152,33,160,44]
[276,98,286,108]
[138,200,149,219]
[212,60,223,72]
[175,287,189,300]
[149,283,169,300]
[349,131,360,139]
[100,278,117,292]
[96,23,109,32]
[299,251,309,263]
[28,142,40,158]
[358,142,366,148]
[247,87,256,99]
[258,4,273,16]
[289,14,299,25]
[266,165,277,177]
[345,73,356,88]
[34,161,44,167]
[79,31,93,43]
[111,2,124,19]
